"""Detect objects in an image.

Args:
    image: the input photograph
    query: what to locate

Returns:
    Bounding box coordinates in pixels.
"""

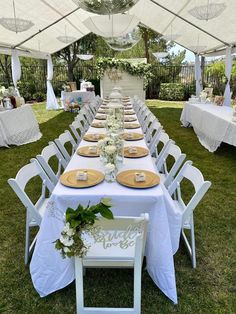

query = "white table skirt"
[0,105,42,148]
[30,110,182,304]
[180,102,236,152]
[61,90,95,109]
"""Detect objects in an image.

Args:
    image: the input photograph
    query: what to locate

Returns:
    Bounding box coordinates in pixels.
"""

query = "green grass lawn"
[0,101,235,313]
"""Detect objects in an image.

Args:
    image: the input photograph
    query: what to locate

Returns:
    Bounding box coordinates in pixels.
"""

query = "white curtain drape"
[46,55,60,110]
[195,54,202,97]
[223,47,232,106]
[11,50,21,96]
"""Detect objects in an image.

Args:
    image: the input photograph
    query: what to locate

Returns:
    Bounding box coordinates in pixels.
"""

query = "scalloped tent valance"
[0,0,235,58]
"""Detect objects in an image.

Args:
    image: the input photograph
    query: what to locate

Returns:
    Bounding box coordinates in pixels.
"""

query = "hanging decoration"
[83,14,140,38]
[72,0,140,15]
[57,25,76,44]
[77,54,94,60]
[0,0,34,33]
[188,1,226,21]
[104,27,141,51]
[152,52,168,60]
[57,36,77,44]
[96,58,153,89]
[162,24,180,42]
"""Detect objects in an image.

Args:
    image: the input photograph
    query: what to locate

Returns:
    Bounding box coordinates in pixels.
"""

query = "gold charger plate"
[77,146,100,157]
[124,123,140,129]
[116,170,160,189]
[124,111,135,115]
[83,133,105,142]
[123,146,149,158]
[123,132,144,141]
[60,169,104,188]
[124,117,137,122]
[95,114,107,120]
[98,109,108,114]
[124,106,133,110]
[91,122,106,128]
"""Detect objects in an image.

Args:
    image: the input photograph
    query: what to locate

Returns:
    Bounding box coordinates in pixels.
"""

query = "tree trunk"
[0,55,11,86]
[143,28,150,63]
[67,63,75,82]
[201,56,205,87]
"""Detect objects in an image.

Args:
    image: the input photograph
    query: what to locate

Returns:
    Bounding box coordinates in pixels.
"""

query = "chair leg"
[24,218,30,265]
[133,261,142,313]
[190,218,196,268]
[75,258,84,314]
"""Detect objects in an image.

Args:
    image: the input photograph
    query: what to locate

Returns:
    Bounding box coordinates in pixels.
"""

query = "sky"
[170,43,195,62]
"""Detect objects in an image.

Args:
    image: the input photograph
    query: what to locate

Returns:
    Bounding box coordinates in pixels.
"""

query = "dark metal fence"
[0,64,232,100]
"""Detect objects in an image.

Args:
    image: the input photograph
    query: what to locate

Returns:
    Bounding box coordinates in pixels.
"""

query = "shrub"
[33,92,46,102]
[159,83,185,101]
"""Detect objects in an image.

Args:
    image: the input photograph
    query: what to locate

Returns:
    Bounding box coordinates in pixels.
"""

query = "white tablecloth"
[0,105,42,148]
[61,90,95,109]
[180,102,236,152]
[30,109,182,304]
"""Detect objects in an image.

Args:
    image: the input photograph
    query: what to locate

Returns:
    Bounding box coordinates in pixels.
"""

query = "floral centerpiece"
[97,134,124,182]
[54,198,113,258]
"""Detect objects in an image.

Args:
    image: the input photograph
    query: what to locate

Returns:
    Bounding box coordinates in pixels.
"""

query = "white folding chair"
[75,214,149,314]
[155,142,186,188]
[75,113,90,133]
[145,119,162,144]
[35,142,67,186]
[168,161,211,268]
[54,130,77,163]
[70,119,85,145]
[8,159,54,264]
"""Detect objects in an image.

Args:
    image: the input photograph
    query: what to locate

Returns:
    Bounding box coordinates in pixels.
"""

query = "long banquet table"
[180,101,236,152]
[0,105,42,147]
[30,102,182,304]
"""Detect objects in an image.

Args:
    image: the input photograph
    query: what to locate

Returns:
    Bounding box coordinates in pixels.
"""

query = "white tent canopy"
[0,0,235,57]
[0,0,235,108]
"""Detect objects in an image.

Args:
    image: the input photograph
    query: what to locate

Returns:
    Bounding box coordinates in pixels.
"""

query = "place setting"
[123,146,149,158]
[95,114,107,120]
[83,133,105,142]
[124,122,140,129]
[76,145,100,157]
[91,121,106,128]
[60,169,105,188]
[116,169,160,189]
[124,116,137,122]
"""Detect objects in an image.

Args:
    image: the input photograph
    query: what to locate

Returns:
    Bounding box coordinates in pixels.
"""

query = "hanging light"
[0,0,34,33]
[162,23,180,42]
[104,27,141,51]
[72,0,140,15]
[57,36,77,44]
[152,52,168,59]
[77,54,94,60]
[188,1,226,21]
[83,14,140,38]
[57,25,77,44]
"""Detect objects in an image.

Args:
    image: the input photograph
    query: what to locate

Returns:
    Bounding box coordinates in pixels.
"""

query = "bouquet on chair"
[54,198,113,258]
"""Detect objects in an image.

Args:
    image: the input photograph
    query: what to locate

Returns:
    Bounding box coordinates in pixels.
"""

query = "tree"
[0,55,11,86]
[54,33,98,81]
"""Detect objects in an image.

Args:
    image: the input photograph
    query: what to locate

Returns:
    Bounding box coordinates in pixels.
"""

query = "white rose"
[63,222,71,233]
[105,145,116,155]
[63,247,70,253]
[105,163,115,173]
[60,235,74,247]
